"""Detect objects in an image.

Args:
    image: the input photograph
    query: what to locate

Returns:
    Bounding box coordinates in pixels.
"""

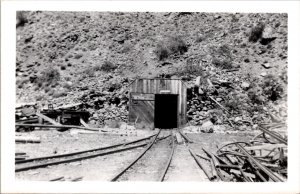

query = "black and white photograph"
[1,1,300,193]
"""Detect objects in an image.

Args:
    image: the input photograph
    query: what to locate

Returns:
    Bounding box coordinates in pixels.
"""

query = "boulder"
[202,120,213,128]
[105,120,120,128]
[195,76,201,87]
[260,72,267,77]
[198,88,204,95]
[200,127,214,133]
[216,98,222,102]
[262,63,271,69]
[234,117,242,122]
[241,82,250,89]
[261,26,276,40]
[119,123,135,130]
[260,26,276,45]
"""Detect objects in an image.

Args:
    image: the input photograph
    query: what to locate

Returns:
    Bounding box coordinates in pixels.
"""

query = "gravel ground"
[116,131,172,181]
[15,129,256,181]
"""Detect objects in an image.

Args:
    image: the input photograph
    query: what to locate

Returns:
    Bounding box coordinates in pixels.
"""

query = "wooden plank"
[128,100,154,125]
[138,79,143,93]
[175,132,184,144]
[16,136,41,143]
[143,79,147,93]
[229,169,256,179]
[131,93,155,101]
[80,118,90,128]
[36,112,62,126]
[15,123,107,132]
[182,83,187,126]
[55,103,82,110]
[244,144,287,151]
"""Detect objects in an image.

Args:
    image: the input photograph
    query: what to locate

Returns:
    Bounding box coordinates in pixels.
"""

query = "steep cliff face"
[16,11,287,127]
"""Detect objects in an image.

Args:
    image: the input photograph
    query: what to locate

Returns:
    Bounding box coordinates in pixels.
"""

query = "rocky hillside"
[16,11,287,128]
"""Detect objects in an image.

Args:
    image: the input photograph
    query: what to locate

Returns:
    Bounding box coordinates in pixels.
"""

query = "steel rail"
[218,151,271,161]
[258,126,287,145]
[15,123,106,132]
[159,135,175,181]
[16,134,170,173]
[236,143,283,182]
[179,130,194,143]
[189,148,216,181]
[49,176,64,181]
[15,142,148,172]
[216,141,251,155]
[16,133,157,164]
[110,130,161,182]
[245,158,268,182]
[202,148,221,181]
[71,176,83,181]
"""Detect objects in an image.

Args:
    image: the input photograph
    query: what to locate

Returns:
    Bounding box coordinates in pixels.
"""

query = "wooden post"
[80,117,90,128]
[36,112,62,126]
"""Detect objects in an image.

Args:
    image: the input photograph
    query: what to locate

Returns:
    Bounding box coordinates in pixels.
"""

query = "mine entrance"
[154,94,178,129]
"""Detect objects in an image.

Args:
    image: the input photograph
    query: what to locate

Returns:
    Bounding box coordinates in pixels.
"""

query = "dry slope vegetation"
[16,11,287,128]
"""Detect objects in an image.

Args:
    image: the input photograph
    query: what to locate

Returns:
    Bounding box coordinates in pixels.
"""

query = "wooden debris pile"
[16,103,39,131]
[190,124,287,182]
[15,103,95,132]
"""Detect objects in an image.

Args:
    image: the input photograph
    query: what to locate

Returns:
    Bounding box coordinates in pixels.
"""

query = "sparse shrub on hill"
[247,87,265,105]
[37,67,60,86]
[17,79,29,89]
[211,44,233,69]
[155,45,169,60]
[16,11,28,27]
[260,74,284,101]
[44,86,51,93]
[53,90,68,98]
[106,79,122,92]
[168,36,188,54]
[62,82,72,90]
[176,59,205,77]
[88,43,98,51]
[155,36,188,60]
[82,68,95,77]
[249,22,265,42]
[195,34,206,43]
[100,61,117,72]
[279,69,287,84]
[74,53,83,59]
[36,94,44,101]
[47,89,55,96]
[224,92,244,114]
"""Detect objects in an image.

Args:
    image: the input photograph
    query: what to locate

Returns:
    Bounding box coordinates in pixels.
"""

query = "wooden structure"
[129,78,187,129]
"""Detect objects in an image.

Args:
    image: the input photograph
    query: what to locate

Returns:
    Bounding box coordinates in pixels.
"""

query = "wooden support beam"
[36,112,62,126]
[15,136,41,143]
[80,117,90,128]
[179,131,194,143]
[208,96,230,114]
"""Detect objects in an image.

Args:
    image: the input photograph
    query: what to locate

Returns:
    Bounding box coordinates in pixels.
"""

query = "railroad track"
[110,130,176,182]
[15,131,168,172]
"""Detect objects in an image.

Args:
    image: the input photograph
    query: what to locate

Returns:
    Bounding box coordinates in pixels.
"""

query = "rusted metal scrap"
[192,124,287,182]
